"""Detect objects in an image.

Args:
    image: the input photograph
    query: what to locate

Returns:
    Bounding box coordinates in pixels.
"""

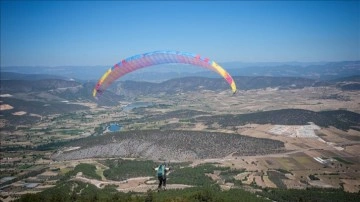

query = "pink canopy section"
[93,50,237,97]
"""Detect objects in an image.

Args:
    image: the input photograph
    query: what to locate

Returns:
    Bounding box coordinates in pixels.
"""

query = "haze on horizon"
[1,1,359,67]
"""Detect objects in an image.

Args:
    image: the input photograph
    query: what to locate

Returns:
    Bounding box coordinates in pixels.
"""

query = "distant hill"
[114,76,320,96]
[1,66,108,81]
[340,83,360,91]
[225,61,360,81]
[0,79,123,105]
[1,97,88,115]
[329,76,360,91]
[329,75,360,83]
[1,79,80,93]
[2,61,359,81]
[2,75,358,102]
[1,76,316,96]
[127,108,360,132]
[1,72,69,80]
[0,97,89,129]
[0,79,122,129]
[195,109,360,131]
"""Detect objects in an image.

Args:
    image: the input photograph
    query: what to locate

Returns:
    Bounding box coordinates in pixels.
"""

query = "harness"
[157,165,165,177]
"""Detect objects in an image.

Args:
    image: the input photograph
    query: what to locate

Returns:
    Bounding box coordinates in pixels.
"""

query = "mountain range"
[1,75,359,102]
[2,61,359,82]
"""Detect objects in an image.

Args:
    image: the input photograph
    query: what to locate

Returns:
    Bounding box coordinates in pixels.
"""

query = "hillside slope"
[52,130,285,161]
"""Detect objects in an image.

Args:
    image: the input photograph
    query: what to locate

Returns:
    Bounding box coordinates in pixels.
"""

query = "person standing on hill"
[155,162,170,191]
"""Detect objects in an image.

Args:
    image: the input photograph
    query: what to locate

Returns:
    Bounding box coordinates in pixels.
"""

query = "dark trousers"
[158,176,166,188]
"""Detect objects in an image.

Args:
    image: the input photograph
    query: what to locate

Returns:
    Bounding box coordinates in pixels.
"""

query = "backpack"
[157,165,165,177]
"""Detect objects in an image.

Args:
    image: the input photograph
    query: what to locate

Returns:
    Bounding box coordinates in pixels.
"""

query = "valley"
[0,76,360,201]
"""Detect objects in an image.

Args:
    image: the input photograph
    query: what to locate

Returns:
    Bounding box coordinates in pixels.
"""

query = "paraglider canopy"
[93,50,237,97]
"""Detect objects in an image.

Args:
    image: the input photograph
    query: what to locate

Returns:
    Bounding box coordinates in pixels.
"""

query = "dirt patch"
[341,179,360,193]
[0,104,14,110]
[0,94,12,98]
[12,111,27,116]
[345,145,360,156]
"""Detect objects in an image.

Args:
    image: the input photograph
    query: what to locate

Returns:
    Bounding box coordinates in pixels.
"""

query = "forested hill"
[115,76,319,96]
[1,76,358,105]
[115,75,360,96]
[52,130,285,161]
[195,109,360,131]
[2,75,359,98]
[1,79,80,93]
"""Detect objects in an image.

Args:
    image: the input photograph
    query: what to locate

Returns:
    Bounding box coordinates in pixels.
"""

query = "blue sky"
[1,1,359,66]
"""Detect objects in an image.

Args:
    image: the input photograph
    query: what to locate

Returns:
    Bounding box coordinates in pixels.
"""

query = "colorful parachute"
[93,50,237,97]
